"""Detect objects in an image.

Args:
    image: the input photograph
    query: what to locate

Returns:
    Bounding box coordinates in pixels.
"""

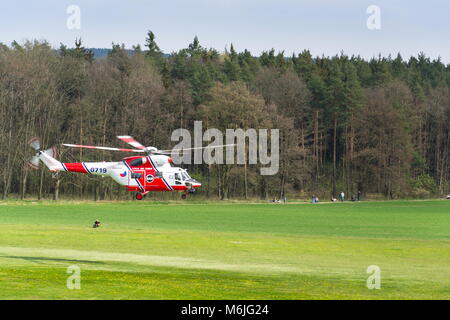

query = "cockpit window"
[175,173,181,181]
[181,172,189,181]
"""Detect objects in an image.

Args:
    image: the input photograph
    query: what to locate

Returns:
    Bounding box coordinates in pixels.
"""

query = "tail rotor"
[28,137,58,169]
[28,155,40,169]
[29,137,40,151]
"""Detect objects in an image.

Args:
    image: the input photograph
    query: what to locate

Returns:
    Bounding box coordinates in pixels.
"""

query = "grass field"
[0,199,449,299]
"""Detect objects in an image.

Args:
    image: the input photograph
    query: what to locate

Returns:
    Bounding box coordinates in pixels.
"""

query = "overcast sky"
[1,0,448,62]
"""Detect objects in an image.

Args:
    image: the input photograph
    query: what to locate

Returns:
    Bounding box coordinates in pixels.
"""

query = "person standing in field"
[339,191,345,201]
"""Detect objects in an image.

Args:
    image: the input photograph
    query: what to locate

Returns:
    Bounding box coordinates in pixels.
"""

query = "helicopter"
[29,135,233,200]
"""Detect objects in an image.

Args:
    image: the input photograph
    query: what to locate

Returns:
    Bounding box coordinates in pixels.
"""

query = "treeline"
[0,33,449,200]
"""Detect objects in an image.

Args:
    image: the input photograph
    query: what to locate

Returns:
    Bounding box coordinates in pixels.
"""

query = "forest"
[0,31,449,200]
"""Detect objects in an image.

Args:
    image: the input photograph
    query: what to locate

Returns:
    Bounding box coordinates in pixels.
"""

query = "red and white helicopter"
[29,136,232,200]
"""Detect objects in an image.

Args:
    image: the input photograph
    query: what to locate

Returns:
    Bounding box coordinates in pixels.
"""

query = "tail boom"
[38,150,64,172]
[62,162,115,176]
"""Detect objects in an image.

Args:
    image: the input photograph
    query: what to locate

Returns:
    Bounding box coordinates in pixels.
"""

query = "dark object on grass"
[93,219,101,228]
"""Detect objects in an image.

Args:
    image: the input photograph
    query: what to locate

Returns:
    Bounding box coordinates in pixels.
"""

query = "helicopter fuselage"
[59,155,201,193]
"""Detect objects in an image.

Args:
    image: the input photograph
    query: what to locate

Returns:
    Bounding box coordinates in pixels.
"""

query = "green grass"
[0,200,449,299]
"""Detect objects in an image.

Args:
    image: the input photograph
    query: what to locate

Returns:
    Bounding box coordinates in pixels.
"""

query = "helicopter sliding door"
[130,169,145,191]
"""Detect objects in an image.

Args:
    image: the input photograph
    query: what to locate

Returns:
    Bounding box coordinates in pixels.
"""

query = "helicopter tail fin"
[28,137,63,172]
[38,147,64,172]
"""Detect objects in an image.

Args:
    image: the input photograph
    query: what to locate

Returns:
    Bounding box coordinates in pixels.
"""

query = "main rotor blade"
[157,144,236,154]
[117,135,146,150]
[63,144,145,153]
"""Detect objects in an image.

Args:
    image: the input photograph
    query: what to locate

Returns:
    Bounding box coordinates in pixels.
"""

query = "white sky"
[0,0,449,62]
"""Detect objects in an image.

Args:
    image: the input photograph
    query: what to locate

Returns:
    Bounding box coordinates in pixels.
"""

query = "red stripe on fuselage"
[146,178,172,191]
[171,185,187,191]
[63,163,88,173]
[126,181,184,192]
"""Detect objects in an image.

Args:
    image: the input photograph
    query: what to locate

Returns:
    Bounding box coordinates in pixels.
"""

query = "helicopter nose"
[191,180,202,188]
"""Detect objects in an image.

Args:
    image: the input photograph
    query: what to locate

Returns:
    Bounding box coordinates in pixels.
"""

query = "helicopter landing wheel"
[181,194,187,200]
[136,193,144,201]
